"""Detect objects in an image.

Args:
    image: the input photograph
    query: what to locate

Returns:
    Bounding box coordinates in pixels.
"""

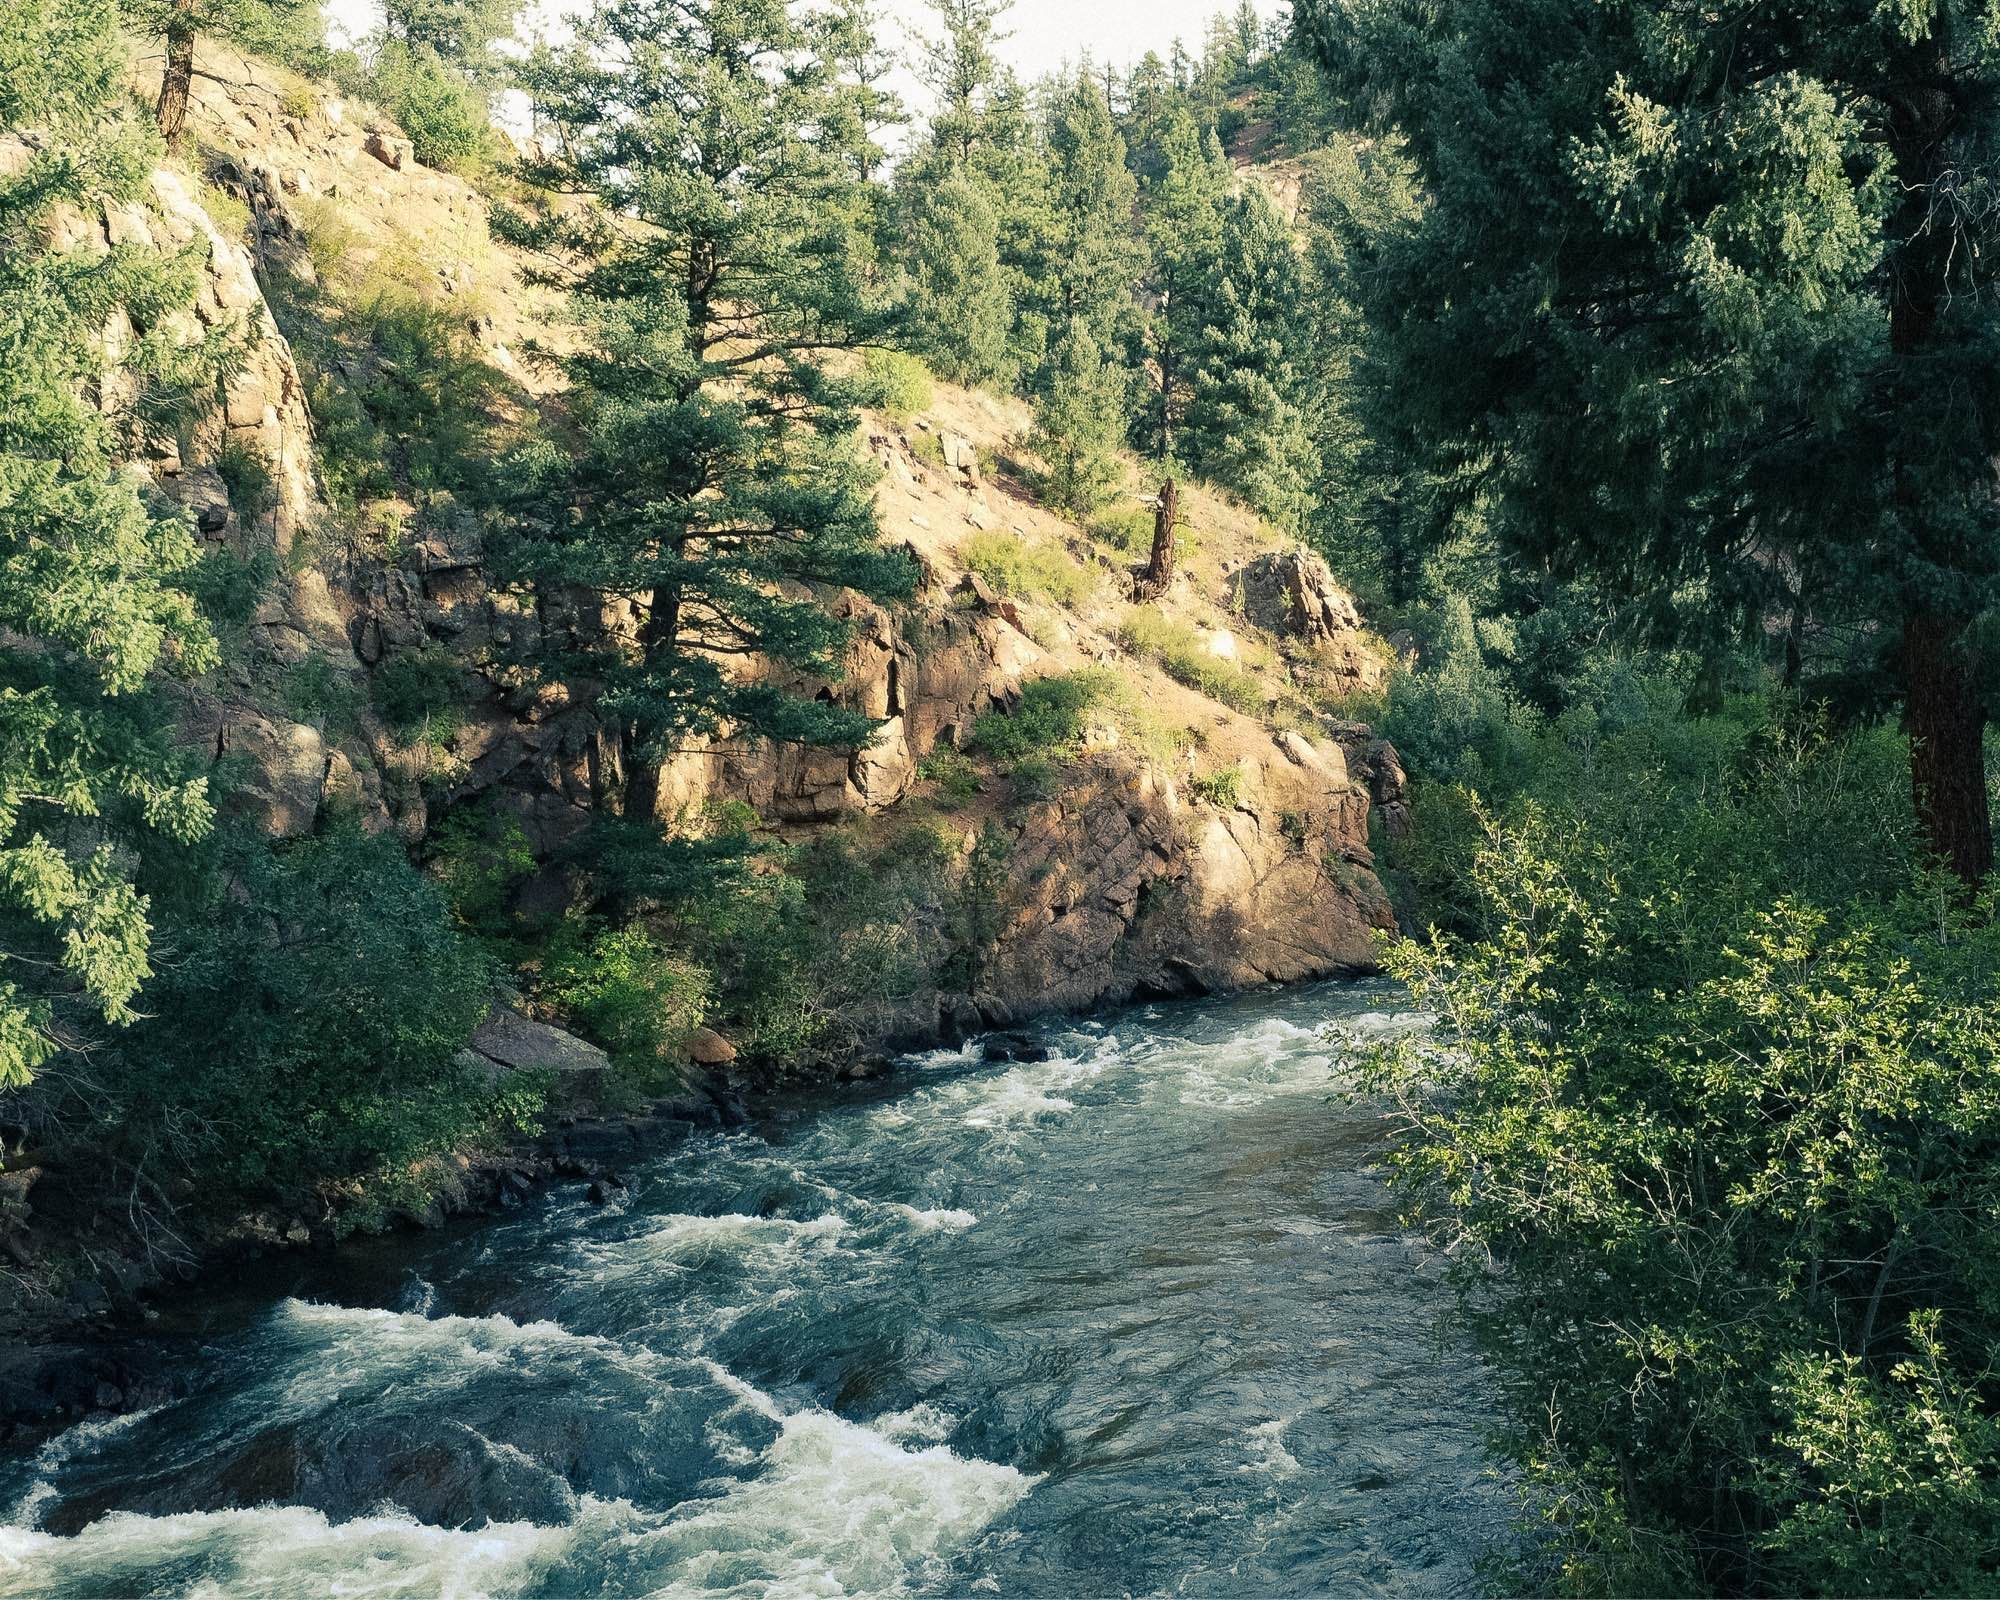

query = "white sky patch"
[320,0,1289,147]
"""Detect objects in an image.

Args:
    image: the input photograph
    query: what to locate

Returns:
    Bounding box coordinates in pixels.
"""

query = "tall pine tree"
[0,0,217,1086]
[1182,186,1316,528]
[1301,0,2000,884]
[506,0,912,828]
[1137,108,1230,462]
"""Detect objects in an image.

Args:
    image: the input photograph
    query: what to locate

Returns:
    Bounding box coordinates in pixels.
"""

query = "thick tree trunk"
[1132,477,1178,601]
[156,0,195,142]
[1886,59,1994,887]
[622,586,683,825]
[1902,608,1992,885]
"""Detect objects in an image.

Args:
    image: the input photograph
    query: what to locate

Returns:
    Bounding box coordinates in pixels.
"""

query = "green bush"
[429,805,536,944]
[370,42,491,170]
[104,826,500,1198]
[863,349,934,420]
[539,917,712,1091]
[1189,764,1244,808]
[1358,706,1999,1596]
[961,529,1093,606]
[1118,608,1269,715]
[373,645,464,748]
[968,669,1115,762]
[916,747,982,807]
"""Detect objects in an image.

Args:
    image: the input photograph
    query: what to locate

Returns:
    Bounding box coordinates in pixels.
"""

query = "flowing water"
[0,980,1507,1598]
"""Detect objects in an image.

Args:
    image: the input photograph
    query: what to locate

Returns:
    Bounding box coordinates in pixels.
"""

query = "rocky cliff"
[108,41,1407,1048]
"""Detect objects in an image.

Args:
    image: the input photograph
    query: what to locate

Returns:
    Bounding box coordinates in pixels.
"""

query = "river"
[0,979,1507,1598]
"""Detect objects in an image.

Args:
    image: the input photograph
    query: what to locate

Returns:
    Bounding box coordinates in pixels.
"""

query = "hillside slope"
[137,39,1409,1045]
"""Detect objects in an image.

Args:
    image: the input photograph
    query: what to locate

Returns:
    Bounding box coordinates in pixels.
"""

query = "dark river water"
[0,979,1507,1597]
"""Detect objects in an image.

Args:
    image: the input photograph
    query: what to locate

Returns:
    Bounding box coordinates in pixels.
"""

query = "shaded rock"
[467,1008,610,1092]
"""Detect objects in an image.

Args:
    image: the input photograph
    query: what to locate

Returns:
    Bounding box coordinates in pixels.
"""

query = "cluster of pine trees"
[889,0,1322,527]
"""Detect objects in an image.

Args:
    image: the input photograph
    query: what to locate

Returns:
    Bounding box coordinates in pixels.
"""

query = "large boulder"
[1238,550,1386,692]
[465,1007,610,1094]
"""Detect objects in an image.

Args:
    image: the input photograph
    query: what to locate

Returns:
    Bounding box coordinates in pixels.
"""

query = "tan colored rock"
[685,1027,738,1066]
[365,128,415,171]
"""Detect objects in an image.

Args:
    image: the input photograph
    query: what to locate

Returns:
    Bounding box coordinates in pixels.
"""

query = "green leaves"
[1363,717,2000,1594]
[0,0,217,1085]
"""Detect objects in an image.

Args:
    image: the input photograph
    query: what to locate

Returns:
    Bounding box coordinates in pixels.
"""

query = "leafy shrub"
[1189,764,1244,808]
[104,826,499,1197]
[540,918,712,1090]
[1358,709,1995,1596]
[1118,608,1269,714]
[198,179,251,241]
[212,437,275,523]
[369,42,491,170]
[429,805,536,944]
[283,655,361,738]
[916,747,982,807]
[968,669,1115,762]
[961,530,1093,606]
[373,645,464,749]
[1088,506,1154,557]
[863,349,934,420]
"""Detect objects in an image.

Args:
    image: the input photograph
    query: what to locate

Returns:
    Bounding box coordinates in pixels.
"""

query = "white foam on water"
[633,1371,1035,1600]
[961,1079,1075,1132]
[639,1212,849,1258]
[0,1503,575,1600]
[877,1203,977,1233]
[3,1407,162,1530]
[1240,1418,1302,1480]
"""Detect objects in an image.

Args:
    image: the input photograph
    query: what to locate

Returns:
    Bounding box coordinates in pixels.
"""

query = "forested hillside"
[3,0,1999,1590]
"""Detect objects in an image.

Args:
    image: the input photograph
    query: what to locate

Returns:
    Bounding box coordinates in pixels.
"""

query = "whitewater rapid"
[0,979,1504,1597]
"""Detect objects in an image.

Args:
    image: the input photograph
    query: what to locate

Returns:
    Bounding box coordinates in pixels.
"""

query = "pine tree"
[1122,50,1178,180]
[1301,0,2000,884]
[895,170,1013,387]
[1031,317,1127,515]
[918,0,1012,168]
[377,0,520,75]
[1183,187,1316,527]
[505,0,913,829]
[1022,76,1143,389]
[0,0,217,1086]
[1137,108,1230,461]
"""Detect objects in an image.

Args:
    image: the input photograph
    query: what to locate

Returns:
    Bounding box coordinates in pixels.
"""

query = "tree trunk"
[622,584,683,824]
[1902,607,1992,885]
[1132,477,1178,601]
[155,0,196,142]
[1885,58,1994,887]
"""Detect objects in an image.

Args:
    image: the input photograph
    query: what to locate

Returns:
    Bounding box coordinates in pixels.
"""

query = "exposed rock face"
[1238,549,1386,692]
[976,740,1391,1024]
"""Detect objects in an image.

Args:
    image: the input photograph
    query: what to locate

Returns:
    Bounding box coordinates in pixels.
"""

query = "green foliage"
[968,668,1114,762]
[915,747,982,807]
[0,0,221,1088]
[1301,0,2000,878]
[1379,595,1531,789]
[427,803,535,943]
[212,437,276,523]
[960,529,1092,606]
[503,0,916,819]
[372,645,464,755]
[1118,609,1268,715]
[378,0,520,76]
[892,168,1014,388]
[1188,764,1244,807]
[862,349,934,421]
[103,825,499,1197]
[1180,187,1316,528]
[1358,676,2000,1594]
[1136,109,1230,460]
[540,917,711,1089]
[1029,317,1126,516]
[368,39,493,170]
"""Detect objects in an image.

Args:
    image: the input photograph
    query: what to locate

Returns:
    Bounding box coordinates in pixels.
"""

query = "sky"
[324,0,1291,130]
